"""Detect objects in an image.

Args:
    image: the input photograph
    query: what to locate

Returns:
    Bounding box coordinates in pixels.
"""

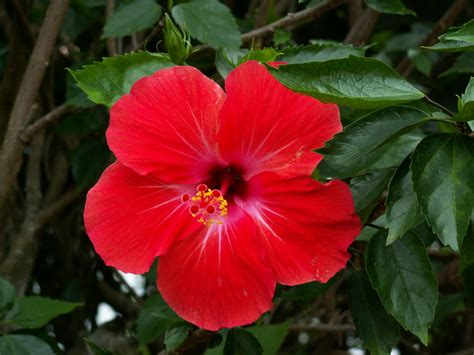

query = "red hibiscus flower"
[84,60,361,331]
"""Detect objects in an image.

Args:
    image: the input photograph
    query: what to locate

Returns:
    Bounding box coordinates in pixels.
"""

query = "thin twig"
[0,0,70,218]
[113,270,142,304]
[396,0,470,76]
[425,96,455,116]
[20,103,73,142]
[97,282,140,317]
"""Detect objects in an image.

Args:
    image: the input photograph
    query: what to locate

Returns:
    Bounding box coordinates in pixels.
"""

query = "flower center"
[182,184,228,226]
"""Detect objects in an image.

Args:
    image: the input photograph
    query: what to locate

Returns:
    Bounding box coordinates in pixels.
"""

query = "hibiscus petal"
[217,60,341,179]
[157,206,275,330]
[107,66,226,183]
[241,172,361,285]
[84,162,201,274]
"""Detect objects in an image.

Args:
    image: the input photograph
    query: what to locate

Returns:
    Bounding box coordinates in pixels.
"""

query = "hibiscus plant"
[0,0,473,354]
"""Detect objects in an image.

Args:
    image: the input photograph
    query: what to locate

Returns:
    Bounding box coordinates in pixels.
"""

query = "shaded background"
[0,0,473,353]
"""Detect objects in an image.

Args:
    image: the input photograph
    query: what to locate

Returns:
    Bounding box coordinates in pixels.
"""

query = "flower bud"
[164,14,192,65]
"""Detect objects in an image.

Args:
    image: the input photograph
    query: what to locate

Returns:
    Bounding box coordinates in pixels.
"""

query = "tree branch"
[241,0,346,45]
[396,0,470,76]
[0,133,44,294]
[20,103,73,142]
[0,0,69,218]
[36,188,83,226]
[344,7,380,45]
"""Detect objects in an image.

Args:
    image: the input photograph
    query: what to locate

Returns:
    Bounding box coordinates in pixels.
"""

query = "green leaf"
[350,168,395,221]
[349,270,400,355]
[247,323,289,355]
[273,28,291,46]
[367,129,425,170]
[215,48,248,79]
[386,158,424,244]
[5,297,82,329]
[0,277,16,312]
[455,77,474,121]
[408,48,433,76]
[364,0,414,15]
[411,134,474,251]
[317,106,429,179]
[240,48,281,64]
[71,139,110,189]
[440,52,474,77]
[425,20,474,52]
[442,19,474,44]
[0,335,54,355]
[69,51,173,107]
[268,56,424,109]
[278,43,365,64]
[137,294,181,344]
[385,23,431,52]
[66,74,95,108]
[164,325,192,351]
[102,0,162,38]
[224,328,263,355]
[172,0,241,49]
[365,230,438,344]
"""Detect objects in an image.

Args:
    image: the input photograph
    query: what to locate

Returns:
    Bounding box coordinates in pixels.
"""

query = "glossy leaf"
[279,43,365,64]
[366,230,438,344]
[349,270,400,355]
[425,20,474,52]
[172,0,241,49]
[386,158,424,244]
[0,335,54,355]
[440,52,474,77]
[317,106,429,179]
[102,0,162,38]
[455,77,474,121]
[5,297,82,329]
[164,325,192,351]
[411,134,474,251]
[367,129,425,170]
[268,56,424,108]
[215,48,249,79]
[247,323,289,355]
[364,0,415,15]
[136,294,181,344]
[350,168,395,221]
[69,51,173,107]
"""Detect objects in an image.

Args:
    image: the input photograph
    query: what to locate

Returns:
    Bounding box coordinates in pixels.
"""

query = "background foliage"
[0,0,473,354]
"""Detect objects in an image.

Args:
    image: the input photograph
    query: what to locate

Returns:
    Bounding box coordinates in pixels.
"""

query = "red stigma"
[190,205,199,215]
